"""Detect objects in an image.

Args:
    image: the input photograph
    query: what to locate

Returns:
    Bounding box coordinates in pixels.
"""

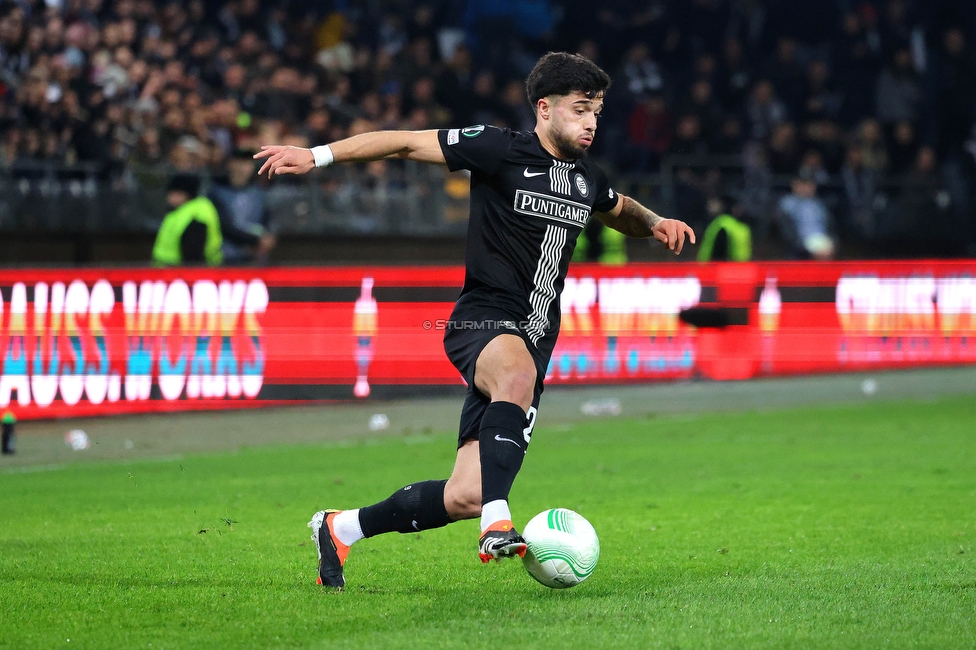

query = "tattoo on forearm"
[611,196,664,237]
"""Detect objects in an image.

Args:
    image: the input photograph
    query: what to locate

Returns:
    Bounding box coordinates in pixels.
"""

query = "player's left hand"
[254,145,315,178]
[651,219,696,255]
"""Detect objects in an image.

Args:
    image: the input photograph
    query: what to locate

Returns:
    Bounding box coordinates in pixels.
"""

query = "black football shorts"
[443,300,554,448]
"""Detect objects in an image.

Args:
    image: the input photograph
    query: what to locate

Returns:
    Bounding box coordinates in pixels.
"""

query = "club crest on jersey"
[574,174,588,197]
[462,125,485,138]
[514,190,590,228]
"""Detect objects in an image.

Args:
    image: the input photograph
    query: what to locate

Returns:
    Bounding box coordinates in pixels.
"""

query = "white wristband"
[310,144,334,168]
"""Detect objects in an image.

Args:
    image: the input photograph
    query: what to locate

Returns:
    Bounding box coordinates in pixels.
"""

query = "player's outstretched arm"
[595,194,696,255]
[254,130,446,178]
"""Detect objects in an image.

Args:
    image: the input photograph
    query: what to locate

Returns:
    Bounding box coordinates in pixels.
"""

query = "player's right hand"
[254,146,315,178]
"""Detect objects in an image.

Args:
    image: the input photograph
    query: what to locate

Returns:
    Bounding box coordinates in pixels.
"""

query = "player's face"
[547,91,603,159]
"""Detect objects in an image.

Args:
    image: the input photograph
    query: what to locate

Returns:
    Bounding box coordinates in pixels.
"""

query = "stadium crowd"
[1,0,975,254]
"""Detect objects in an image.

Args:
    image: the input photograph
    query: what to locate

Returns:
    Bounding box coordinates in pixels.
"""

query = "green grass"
[2,396,976,648]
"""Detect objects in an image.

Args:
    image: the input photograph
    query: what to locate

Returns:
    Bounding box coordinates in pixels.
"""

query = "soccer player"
[255,52,695,590]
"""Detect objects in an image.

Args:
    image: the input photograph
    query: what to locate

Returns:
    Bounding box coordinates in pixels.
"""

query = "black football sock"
[358,479,452,537]
[479,401,529,506]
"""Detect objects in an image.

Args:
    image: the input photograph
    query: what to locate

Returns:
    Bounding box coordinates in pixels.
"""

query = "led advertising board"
[1,262,974,419]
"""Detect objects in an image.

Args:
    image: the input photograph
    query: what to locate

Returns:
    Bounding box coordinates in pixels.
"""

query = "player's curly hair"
[525,52,611,108]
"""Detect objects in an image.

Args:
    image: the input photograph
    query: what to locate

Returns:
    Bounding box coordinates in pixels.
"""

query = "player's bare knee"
[497,367,535,411]
[446,491,481,520]
[444,479,481,520]
[459,496,482,519]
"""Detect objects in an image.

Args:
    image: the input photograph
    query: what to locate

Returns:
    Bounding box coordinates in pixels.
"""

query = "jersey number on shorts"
[523,406,538,444]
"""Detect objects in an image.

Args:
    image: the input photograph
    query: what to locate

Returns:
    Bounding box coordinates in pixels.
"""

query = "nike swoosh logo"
[495,434,522,447]
[523,168,546,178]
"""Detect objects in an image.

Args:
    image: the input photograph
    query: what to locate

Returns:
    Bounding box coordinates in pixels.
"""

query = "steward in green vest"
[572,217,627,264]
[697,214,752,262]
[697,196,752,262]
[152,174,224,266]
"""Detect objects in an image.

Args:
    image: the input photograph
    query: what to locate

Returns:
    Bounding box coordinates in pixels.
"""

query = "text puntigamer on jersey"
[513,190,590,228]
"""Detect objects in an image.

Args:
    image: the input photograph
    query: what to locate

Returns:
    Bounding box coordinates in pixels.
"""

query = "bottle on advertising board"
[759,277,781,373]
[353,277,378,398]
[759,277,781,333]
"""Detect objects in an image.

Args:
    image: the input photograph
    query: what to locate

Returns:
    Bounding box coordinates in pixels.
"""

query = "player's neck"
[533,127,574,162]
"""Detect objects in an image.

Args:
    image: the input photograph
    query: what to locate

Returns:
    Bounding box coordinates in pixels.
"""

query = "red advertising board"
[1,262,974,419]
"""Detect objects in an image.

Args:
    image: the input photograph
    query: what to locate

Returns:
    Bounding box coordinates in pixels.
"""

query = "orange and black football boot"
[478,520,527,563]
[308,510,350,589]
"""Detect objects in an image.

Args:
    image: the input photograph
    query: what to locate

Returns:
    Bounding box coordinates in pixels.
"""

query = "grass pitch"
[2,392,976,648]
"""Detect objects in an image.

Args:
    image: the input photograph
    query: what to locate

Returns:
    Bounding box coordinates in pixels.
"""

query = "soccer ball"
[521,508,600,589]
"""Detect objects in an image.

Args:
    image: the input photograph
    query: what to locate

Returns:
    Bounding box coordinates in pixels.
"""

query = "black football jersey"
[437,125,619,347]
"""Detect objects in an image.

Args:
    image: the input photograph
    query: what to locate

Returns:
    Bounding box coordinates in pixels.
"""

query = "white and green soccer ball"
[521,508,600,589]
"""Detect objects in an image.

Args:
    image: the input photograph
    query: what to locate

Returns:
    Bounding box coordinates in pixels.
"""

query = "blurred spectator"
[777,172,836,260]
[897,146,955,249]
[798,149,829,186]
[716,37,753,114]
[670,114,709,156]
[888,120,919,175]
[853,119,888,172]
[435,45,475,123]
[673,162,721,234]
[672,1,727,59]
[767,122,800,175]
[584,1,669,65]
[467,70,506,126]
[741,141,774,227]
[744,80,787,141]
[764,37,805,116]
[800,60,843,123]
[678,79,723,149]
[619,43,665,98]
[153,174,223,266]
[463,1,516,74]
[209,149,276,265]
[406,75,451,128]
[131,128,163,166]
[933,28,976,159]
[697,196,752,262]
[692,53,718,88]
[802,120,845,174]
[835,11,883,126]
[875,49,919,125]
[879,0,914,59]
[625,93,671,171]
[841,145,880,240]
[713,117,744,155]
[498,79,535,131]
[391,37,436,95]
